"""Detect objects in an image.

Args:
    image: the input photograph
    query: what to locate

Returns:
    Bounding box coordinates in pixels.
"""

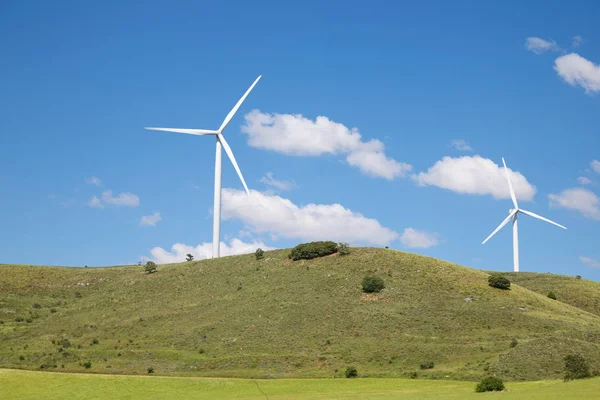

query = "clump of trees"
[186,254,194,262]
[488,274,510,290]
[564,354,591,381]
[475,376,504,392]
[362,276,385,293]
[289,241,338,261]
[144,261,157,274]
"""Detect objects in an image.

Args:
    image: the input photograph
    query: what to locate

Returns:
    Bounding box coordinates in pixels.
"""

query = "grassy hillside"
[2,248,600,381]
[3,369,600,400]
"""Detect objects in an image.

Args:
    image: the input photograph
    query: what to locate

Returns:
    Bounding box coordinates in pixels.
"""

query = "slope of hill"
[2,248,600,381]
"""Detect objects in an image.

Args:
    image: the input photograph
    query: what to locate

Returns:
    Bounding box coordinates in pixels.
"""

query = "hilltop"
[2,248,600,381]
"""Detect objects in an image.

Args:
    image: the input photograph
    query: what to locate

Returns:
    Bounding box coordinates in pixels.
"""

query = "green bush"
[345,366,358,378]
[289,241,338,261]
[362,276,385,293]
[255,248,265,260]
[420,361,434,370]
[488,274,510,290]
[91,338,99,345]
[82,361,92,369]
[408,371,418,379]
[576,275,582,279]
[564,354,591,381]
[338,242,350,256]
[475,376,505,392]
[147,367,154,374]
[144,261,157,274]
[547,291,557,300]
[510,338,518,348]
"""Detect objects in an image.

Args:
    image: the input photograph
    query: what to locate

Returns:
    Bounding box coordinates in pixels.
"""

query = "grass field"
[2,369,599,400]
[2,248,600,381]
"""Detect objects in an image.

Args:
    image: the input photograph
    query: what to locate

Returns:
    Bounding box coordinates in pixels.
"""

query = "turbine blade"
[482,210,517,245]
[145,127,218,136]
[218,133,250,194]
[502,157,519,209]
[218,75,262,132]
[519,209,567,230]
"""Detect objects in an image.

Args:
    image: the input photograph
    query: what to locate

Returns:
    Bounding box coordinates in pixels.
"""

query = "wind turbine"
[481,157,567,272]
[145,75,261,258]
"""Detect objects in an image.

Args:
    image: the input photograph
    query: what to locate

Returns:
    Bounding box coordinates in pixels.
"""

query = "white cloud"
[400,228,440,249]
[525,37,561,54]
[413,156,537,201]
[549,187,600,220]
[88,196,104,208]
[554,53,600,94]
[140,212,162,227]
[260,172,295,191]
[85,176,101,186]
[241,110,412,180]
[573,35,584,48]
[221,189,399,245]
[147,238,274,263]
[577,176,592,185]
[580,256,600,269]
[450,139,473,152]
[591,160,600,174]
[101,190,140,207]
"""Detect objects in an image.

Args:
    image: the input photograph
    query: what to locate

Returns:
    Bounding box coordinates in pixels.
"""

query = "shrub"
[32,303,42,309]
[547,291,557,300]
[420,361,434,370]
[475,376,505,392]
[576,275,582,279]
[564,354,591,381]
[408,371,418,379]
[60,338,71,348]
[362,276,385,293]
[14,316,24,322]
[74,291,82,298]
[82,361,92,369]
[289,241,338,261]
[255,248,265,260]
[186,253,194,262]
[50,308,57,313]
[144,261,157,274]
[19,355,25,361]
[91,338,99,345]
[488,274,510,290]
[147,367,154,374]
[510,338,518,348]
[338,242,350,256]
[345,366,358,378]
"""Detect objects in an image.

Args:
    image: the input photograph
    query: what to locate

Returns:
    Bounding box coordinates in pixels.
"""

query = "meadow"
[2,369,600,400]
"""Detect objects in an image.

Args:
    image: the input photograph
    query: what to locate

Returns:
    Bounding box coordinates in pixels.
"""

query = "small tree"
[488,274,510,290]
[338,242,350,255]
[186,254,194,262]
[144,261,157,274]
[362,276,385,293]
[255,248,265,260]
[475,376,504,392]
[345,366,358,378]
[547,291,557,300]
[564,354,591,381]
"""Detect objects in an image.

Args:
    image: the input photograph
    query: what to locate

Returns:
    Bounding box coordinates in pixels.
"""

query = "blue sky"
[1,0,600,279]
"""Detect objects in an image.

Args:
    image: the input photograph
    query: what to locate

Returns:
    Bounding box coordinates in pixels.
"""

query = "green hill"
[2,248,600,381]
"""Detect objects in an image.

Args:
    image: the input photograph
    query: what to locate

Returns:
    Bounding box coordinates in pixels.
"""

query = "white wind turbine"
[482,157,567,272]
[145,75,261,258]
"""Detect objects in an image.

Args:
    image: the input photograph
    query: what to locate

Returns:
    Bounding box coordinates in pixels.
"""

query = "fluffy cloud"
[413,156,537,201]
[260,172,295,191]
[88,196,103,208]
[554,53,600,94]
[221,189,399,245]
[140,212,161,227]
[573,35,584,48]
[548,187,600,220]
[591,160,600,174]
[241,110,412,180]
[580,256,600,269]
[148,238,274,263]
[525,37,561,54]
[85,176,101,186]
[400,228,440,249]
[450,139,473,152]
[577,176,592,185]
[101,190,140,207]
